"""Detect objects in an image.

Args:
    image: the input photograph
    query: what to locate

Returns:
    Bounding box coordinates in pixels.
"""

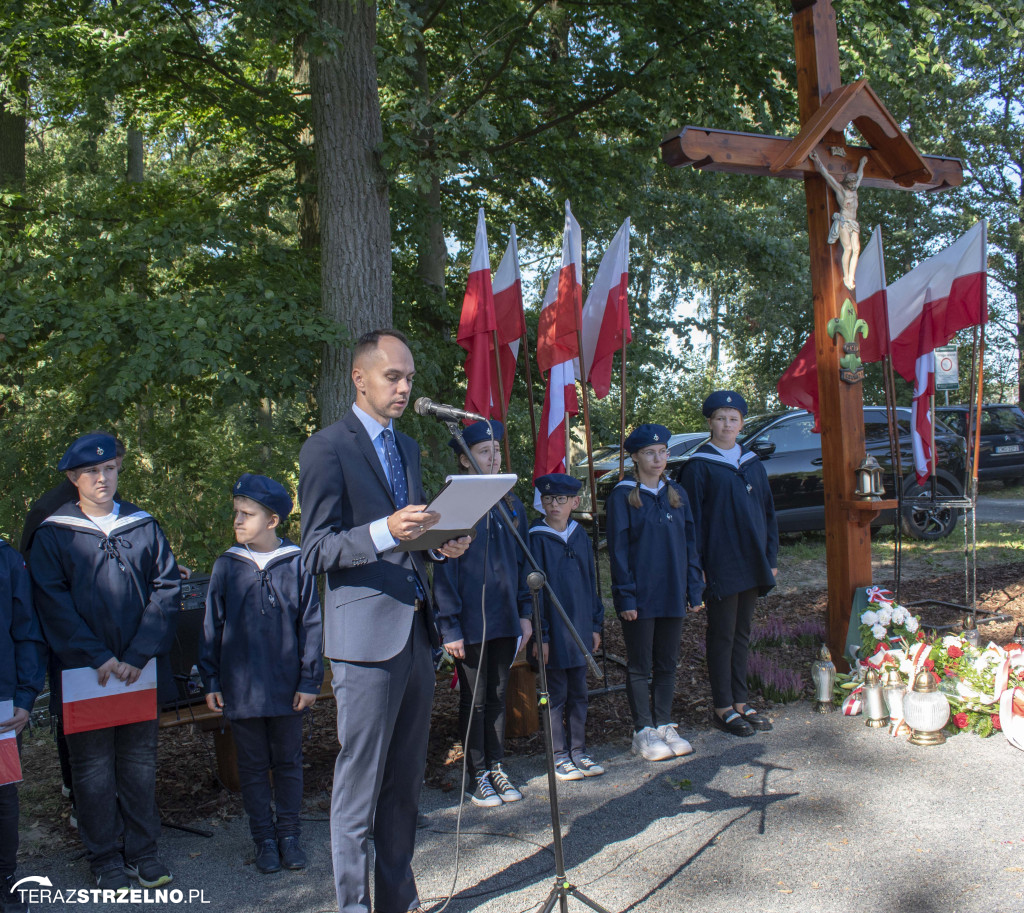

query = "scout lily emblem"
[827,298,868,384]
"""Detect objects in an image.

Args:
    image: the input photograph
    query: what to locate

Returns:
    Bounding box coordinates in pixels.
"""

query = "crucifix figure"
[810,150,866,290]
[660,0,963,666]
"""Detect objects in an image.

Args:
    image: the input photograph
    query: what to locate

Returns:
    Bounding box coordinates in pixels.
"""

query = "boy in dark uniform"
[200,473,323,874]
[1,538,46,913]
[30,433,181,893]
[528,474,605,781]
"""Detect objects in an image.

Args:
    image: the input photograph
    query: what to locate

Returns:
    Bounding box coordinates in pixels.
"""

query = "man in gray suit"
[299,329,470,913]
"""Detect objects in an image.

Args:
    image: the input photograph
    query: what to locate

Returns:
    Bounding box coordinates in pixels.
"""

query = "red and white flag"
[578,218,631,399]
[854,225,889,364]
[888,221,987,482]
[534,269,580,480]
[492,224,527,417]
[537,201,583,373]
[457,208,499,419]
[62,659,158,735]
[776,333,820,430]
[887,221,988,384]
[0,701,22,786]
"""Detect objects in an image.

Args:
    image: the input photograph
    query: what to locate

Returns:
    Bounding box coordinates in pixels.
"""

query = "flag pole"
[882,353,903,601]
[521,329,539,452]
[617,311,628,481]
[491,329,512,470]
[972,325,985,494]
[574,330,600,532]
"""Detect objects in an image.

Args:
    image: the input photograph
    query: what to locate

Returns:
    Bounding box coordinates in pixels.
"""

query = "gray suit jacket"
[298,409,439,662]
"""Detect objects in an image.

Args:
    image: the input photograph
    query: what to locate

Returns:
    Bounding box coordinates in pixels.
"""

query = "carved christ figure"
[809,151,868,289]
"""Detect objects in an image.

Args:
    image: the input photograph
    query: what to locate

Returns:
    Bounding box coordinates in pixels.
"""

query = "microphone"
[413,397,487,423]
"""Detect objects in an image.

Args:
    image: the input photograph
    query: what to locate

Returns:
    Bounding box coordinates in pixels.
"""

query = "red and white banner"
[578,218,631,399]
[537,201,583,373]
[457,208,499,419]
[534,270,580,480]
[887,221,988,384]
[854,226,889,364]
[62,659,158,735]
[0,701,22,786]
[776,333,820,430]
[492,224,527,417]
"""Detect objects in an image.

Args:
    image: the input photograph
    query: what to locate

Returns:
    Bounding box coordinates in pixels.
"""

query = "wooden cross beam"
[660,0,963,666]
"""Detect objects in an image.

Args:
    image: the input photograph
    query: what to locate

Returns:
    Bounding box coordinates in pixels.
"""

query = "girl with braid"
[606,423,703,762]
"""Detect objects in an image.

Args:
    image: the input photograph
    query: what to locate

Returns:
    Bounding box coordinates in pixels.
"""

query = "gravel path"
[22,701,1024,913]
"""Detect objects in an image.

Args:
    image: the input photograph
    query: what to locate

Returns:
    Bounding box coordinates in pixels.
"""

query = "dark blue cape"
[679,446,779,601]
[201,538,324,719]
[605,478,704,617]
[528,520,604,670]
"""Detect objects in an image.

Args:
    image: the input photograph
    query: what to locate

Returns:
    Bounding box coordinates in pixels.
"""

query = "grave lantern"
[904,670,950,746]
[811,644,836,713]
[853,455,885,500]
[881,669,905,723]
[962,614,980,648]
[863,668,887,727]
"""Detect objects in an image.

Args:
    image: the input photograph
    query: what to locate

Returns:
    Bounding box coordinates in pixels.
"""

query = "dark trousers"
[705,587,758,708]
[547,665,588,762]
[66,718,161,874]
[329,612,434,913]
[230,714,304,843]
[455,636,516,778]
[620,615,684,731]
[0,734,21,878]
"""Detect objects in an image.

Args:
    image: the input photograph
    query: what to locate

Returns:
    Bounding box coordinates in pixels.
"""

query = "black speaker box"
[158,574,211,710]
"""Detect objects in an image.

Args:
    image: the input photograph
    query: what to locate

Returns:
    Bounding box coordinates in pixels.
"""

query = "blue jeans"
[547,665,588,763]
[230,714,304,842]
[66,719,161,874]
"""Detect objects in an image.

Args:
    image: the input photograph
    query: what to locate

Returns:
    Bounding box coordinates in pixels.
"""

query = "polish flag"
[62,659,158,735]
[492,224,527,416]
[578,218,631,399]
[854,226,889,364]
[538,201,583,373]
[0,701,22,786]
[534,269,580,480]
[887,221,988,384]
[776,333,820,431]
[457,208,499,419]
[911,321,936,484]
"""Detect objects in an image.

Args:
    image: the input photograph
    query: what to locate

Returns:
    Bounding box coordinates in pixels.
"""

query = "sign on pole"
[934,346,959,392]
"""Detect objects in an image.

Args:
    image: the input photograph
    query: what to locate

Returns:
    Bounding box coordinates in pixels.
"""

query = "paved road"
[23,702,1024,913]
[976,496,1024,525]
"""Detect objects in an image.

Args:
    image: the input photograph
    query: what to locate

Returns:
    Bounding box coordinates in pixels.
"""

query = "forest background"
[1,0,1022,571]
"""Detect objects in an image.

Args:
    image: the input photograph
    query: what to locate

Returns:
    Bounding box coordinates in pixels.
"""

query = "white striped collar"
[529,519,578,543]
[612,478,666,495]
[225,542,300,569]
[41,506,153,537]
[688,446,759,469]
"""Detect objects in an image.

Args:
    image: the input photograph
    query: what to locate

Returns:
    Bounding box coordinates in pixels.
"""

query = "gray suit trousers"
[330,611,434,913]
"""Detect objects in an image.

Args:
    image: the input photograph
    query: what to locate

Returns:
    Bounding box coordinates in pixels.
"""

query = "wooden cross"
[660,0,963,666]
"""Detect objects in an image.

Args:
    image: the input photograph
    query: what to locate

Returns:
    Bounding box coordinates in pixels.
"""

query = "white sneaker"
[656,723,693,757]
[489,764,522,802]
[468,772,503,807]
[631,726,674,761]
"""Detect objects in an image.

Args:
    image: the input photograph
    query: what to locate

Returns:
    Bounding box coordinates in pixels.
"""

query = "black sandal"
[711,710,755,737]
[738,705,773,731]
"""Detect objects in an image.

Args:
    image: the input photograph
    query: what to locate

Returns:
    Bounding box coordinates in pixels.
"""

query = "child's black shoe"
[254,838,282,874]
[278,836,307,870]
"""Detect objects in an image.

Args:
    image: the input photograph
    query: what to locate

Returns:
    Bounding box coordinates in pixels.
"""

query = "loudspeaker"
[158,574,211,710]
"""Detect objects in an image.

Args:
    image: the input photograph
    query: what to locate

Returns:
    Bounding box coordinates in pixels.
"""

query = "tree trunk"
[0,70,27,235]
[708,285,721,376]
[1016,147,1023,405]
[310,0,392,425]
[294,33,320,252]
[127,127,144,183]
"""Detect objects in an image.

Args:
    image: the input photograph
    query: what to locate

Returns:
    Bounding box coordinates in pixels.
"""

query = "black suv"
[685,407,967,540]
[935,404,1024,485]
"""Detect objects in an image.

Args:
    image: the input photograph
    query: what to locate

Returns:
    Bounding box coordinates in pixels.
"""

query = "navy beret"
[58,433,119,472]
[623,423,672,453]
[449,419,504,453]
[702,390,748,418]
[233,473,293,520]
[534,473,582,496]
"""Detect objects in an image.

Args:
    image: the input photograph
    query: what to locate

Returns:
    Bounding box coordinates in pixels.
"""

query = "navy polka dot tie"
[381,429,408,509]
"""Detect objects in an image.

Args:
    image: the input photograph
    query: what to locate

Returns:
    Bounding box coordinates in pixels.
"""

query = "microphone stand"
[443,417,612,913]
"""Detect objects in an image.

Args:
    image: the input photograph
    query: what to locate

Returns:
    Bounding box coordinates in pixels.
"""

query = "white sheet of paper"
[0,700,14,735]
[428,473,518,531]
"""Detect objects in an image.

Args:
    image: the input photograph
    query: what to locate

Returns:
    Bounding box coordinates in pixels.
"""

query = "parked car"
[935,404,1024,485]
[572,432,708,483]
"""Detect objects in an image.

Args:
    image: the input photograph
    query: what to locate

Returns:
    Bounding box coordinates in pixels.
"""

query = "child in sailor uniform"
[528,473,605,781]
[605,423,704,763]
[200,473,323,874]
[30,433,181,893]
[680,391,778,738]
[433,421,532,808]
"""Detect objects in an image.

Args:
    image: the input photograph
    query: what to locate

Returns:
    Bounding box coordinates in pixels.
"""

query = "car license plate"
[994,444,1021,454]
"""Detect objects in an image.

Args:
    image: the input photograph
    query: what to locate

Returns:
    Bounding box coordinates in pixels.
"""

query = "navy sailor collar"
[529,519,579,543]
[224,539,301,570]
[687,444,759,470]
[40,500,153,538]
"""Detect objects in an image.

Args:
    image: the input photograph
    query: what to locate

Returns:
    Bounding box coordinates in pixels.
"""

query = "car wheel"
[901,480,961,540]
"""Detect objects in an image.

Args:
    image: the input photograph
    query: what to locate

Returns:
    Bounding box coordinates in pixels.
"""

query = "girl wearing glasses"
[433,420,533,809]
[606,423,704,762]
[680,391,778,738]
